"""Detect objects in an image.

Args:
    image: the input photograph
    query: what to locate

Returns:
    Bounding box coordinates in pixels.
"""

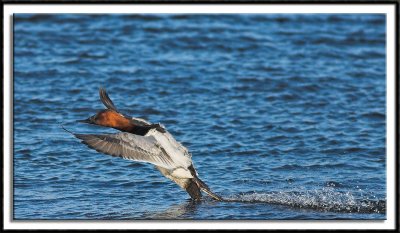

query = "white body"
[146,128,194,179]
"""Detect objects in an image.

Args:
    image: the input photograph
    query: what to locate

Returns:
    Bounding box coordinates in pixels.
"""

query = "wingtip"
[60,124,85,140]
[99,87,107,101]
[99,87,118,111]
[60,124,74,135]
[99,86,106,95]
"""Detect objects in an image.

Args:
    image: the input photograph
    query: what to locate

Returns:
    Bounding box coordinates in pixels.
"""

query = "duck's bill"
[76,118,93,124]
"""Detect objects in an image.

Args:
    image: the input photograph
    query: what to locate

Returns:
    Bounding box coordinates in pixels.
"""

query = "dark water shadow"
[140,199,200,220]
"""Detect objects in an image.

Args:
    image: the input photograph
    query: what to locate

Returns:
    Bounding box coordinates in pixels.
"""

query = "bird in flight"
[65,88,223,201]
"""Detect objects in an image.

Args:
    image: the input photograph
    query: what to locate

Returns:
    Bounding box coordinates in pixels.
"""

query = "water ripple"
[13,13,386,220]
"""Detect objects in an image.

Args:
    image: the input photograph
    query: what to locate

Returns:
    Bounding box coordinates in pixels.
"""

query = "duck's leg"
[192,176,224,201]
[185,179,202,201]
[155,166,202,201]
[187,165,224,201]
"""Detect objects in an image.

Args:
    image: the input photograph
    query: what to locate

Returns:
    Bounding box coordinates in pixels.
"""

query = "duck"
[65,88,223,201]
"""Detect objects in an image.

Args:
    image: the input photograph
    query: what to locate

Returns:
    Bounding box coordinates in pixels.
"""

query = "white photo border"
[3,2,398,230]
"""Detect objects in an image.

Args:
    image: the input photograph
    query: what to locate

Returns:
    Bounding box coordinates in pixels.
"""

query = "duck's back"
[145,128,192,169]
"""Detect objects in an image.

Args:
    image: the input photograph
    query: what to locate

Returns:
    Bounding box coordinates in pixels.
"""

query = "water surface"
[13,14,386,220]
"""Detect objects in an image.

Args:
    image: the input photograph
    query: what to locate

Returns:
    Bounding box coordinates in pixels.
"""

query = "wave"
[222,188,385,214]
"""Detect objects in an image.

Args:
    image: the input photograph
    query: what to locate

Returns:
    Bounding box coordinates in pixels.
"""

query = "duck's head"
[78,109,133,131]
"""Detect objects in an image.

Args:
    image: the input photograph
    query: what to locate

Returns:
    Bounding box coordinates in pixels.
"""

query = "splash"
[223,187,385,214]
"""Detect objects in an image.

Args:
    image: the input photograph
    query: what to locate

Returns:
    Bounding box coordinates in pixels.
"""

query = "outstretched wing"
[72,131,177,169]
[99,87,118,112]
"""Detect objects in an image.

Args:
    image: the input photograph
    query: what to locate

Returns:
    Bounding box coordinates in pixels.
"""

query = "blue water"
[13,14,386,220]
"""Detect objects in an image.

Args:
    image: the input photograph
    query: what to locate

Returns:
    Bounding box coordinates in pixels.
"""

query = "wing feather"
[99,87,118,112]
[73,132,177,169]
